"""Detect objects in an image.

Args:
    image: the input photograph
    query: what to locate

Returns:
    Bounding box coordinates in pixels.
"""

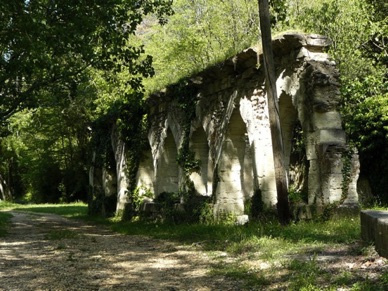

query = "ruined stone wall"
[94,33,360,217]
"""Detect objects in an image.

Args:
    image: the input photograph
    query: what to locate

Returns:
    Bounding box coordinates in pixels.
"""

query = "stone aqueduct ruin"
[90,33,360,219]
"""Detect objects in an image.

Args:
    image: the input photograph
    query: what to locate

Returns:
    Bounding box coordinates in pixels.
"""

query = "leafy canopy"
[0,0,173,122]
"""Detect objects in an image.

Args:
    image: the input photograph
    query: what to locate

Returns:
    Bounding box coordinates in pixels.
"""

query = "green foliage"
[0,0,173,207]
[132,186,154,213]
[343,87,388,202]
[0,0,173,121]
[89,75,150,218]
[198,201,214,225]
[143,0,260,93]
[269,0,289,27]
[288,188,308,204]
[154,191,182,223]
[0,201,17,210]
[169,80,200,174]
[3,90,92,203]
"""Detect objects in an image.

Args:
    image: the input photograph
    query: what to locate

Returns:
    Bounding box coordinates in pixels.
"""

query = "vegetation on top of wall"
[172,81,201,175]
[142,0,261,94]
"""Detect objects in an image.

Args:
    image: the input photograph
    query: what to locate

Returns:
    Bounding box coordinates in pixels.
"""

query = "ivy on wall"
[89,92,148,219]
[172,81,201,176]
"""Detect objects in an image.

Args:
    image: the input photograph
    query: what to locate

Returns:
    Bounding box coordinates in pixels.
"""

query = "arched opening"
[135,142,155,195]
[156,128,179,194]
[216,109,252,214]
[279,92,308,200]
[189,127,209,195]
[279,93,298,176]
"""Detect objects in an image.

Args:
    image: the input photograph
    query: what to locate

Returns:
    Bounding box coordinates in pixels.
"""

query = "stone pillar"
[302,59,359,205]
[252,91,277,206]
[111,126,130,217]
[155,128,179,195]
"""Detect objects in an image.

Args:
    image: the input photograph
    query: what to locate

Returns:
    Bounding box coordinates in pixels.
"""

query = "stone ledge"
[361,210,388,258]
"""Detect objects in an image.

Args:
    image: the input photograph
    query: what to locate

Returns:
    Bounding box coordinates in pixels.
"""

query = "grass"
[0,201,88,218]
[1,201,387,289]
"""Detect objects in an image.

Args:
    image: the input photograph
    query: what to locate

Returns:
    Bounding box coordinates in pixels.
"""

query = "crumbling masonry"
[90,33,360,219]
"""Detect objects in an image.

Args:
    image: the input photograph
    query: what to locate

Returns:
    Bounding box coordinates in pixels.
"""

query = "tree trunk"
[0,173,12,201]
[258,0,291,225]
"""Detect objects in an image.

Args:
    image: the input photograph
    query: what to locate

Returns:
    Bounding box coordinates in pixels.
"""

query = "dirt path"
[0,211,239,291]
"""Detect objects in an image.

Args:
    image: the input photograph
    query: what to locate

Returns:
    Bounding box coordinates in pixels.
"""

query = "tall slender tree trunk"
[0,173,12,201]
[258,0,291,225]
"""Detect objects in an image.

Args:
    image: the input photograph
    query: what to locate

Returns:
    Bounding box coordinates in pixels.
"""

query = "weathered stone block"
[316,129,346,146]
[312,111,342,130]
[236,215,249,225]
[291,203,313,220]
[305,135,318,160]
[305,34,332,48]
[361,210,388,258]
[142,201,157,213]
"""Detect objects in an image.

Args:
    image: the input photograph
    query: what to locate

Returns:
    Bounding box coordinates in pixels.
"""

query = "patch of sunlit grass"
[2,202,88,218]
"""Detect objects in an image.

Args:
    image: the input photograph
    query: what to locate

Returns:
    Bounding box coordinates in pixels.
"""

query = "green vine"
[171,80,201,179]
[132,186,154,213]
[169,79,213,223]
[90,92,151,220]
[340,147,354,203]
[118,97,150,220]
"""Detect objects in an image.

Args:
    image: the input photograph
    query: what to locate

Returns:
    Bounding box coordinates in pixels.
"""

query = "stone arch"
[189,126,210,195]
[214,108,253,215]
[156,128,179,195]
[135,142,155,195]
[278,92,298,183]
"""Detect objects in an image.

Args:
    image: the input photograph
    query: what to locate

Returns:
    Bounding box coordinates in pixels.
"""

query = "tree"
[0,0,173,123]
[143,0,260,93]
[258,0,291,224]
[0,0,173,202]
